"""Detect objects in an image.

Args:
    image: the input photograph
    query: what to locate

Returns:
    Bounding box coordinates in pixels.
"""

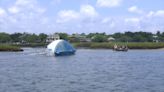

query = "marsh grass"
[73,42,164,49]
[0,44,23,51]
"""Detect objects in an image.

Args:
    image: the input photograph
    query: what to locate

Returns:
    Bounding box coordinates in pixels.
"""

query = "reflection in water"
[0,48,164,92]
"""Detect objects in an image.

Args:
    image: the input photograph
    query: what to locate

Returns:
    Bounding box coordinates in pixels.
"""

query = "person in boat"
[122,45,126,49]
[113,44,128,51]
[113,44,118,50]
[121,45,128,51]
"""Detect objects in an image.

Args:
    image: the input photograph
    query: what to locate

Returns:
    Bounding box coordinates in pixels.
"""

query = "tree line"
[0,31,164,43]
[0,32,47,43]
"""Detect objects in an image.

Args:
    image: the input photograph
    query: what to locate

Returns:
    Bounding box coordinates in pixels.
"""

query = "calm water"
[0,48,164,92]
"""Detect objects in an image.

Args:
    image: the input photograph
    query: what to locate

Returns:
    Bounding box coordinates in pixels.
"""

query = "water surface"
[0,48,164,92]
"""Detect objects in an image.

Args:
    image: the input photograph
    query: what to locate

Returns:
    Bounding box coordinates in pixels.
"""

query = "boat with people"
[113,44,128,51]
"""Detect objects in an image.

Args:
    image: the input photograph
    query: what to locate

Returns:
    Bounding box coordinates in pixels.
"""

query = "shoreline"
[1,42,164,52]
[0,45,23,52]
[73,42,164,49]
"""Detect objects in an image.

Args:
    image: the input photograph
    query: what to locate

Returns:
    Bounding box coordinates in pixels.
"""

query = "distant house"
[78,35,91,42]
[107,37,115,42]
[69,34,91,42]
[153,35,159,43]
[46,33,60,43]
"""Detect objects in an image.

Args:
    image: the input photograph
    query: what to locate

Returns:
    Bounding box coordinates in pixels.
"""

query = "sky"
[0,0,164,34]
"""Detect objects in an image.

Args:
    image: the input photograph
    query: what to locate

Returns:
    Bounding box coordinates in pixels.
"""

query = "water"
[0,48,164,92]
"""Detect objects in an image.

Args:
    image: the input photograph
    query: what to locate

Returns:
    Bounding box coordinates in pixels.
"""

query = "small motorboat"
[113,44,128,52]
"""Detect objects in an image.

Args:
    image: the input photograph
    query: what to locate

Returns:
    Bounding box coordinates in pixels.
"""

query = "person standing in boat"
[113,44,118,50]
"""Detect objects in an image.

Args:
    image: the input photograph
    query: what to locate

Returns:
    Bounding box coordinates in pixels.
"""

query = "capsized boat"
[47,40,76,56]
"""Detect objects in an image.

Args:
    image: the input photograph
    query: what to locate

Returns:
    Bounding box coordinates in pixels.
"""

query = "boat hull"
[114,49,128,52]
[113,48,128,51]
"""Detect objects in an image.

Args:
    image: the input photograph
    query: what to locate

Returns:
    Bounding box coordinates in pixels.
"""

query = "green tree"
[0,32,11,43]
[26,34,39,43]
[39,33,47,43]
[80,33,86,36]
[10,33,23,42]
[133,32,153,42]
[86,33,96,38]
[113,32,124,38]
[58,33,68,40]
[20,33,39,43]
[118,36,132,42]
[92,35,108,42]
[156,31,161,36]
[133,34,147,42]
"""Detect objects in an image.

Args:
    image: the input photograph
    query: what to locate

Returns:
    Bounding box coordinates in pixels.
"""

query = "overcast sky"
[0,0,164,34]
